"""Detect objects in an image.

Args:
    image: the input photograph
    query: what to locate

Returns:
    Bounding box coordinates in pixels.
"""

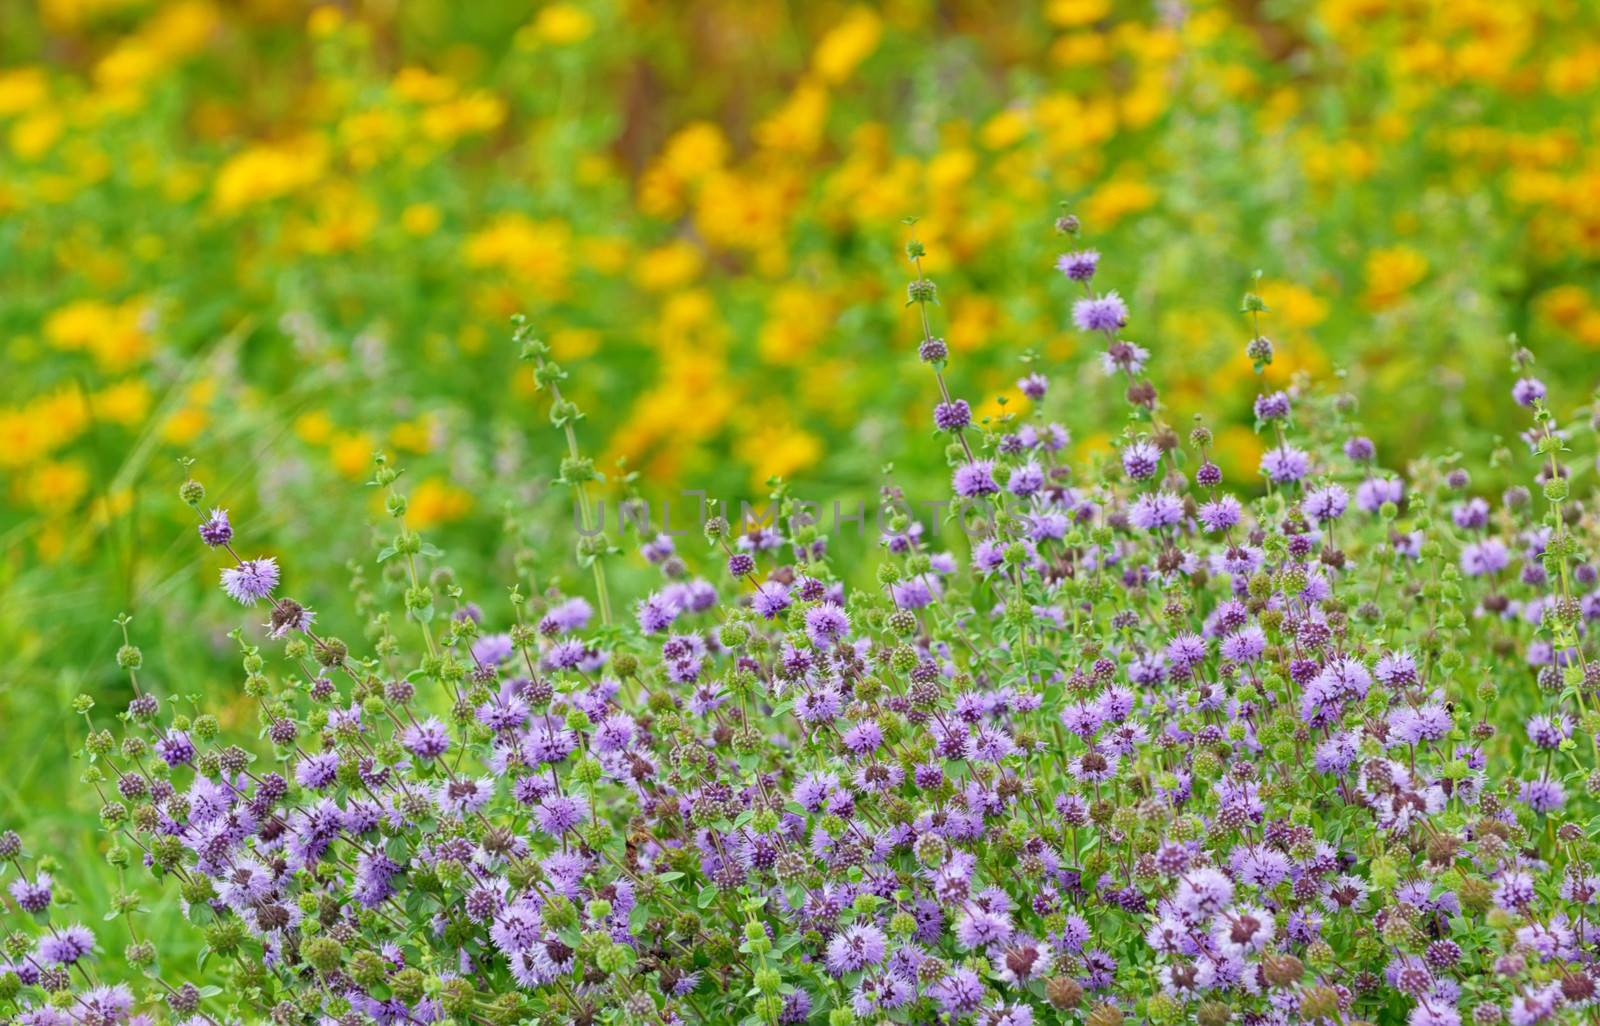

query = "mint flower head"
[220,555,278,604]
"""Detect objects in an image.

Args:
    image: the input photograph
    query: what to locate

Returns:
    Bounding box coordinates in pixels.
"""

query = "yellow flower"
[551,327,601,360]
[391,67,457,105]
[389,415,438,454]
[93,379,152,426]
[580,236,629,275]
[306,5,344,37]
[735,420,822,491]
[406,477,473,529]
[1046,0,1110,28]
[634,240,703,291]
[979,108,1029,150]
[211,137,327,213]
[812,6,882,84]
[401,202,442,236]
[162,405,207,445]
[1050,32,1110,67]
[1537,285,1588,329]
[295,409,334,445]
[1362,246,1428,311]
[294,182,378,255]
[1255,280,1330,330]
[330,431,375,478]
[463,213,571,296]
[529,3,595,46]
[23,459,90,511]
[1083,176,1156,228]
[44,299,151,370]
[10,110,62,161]
[758,285,833,365]
[660,121,729,182]
[0,68,48,116]
[753,80,829,155]
[419,91,506,143]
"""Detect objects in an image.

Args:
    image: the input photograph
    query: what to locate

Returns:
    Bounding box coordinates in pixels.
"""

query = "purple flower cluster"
[48,214,1600,1026]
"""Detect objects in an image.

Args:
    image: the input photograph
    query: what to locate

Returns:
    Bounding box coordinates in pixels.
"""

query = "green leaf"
[697,885,718,909]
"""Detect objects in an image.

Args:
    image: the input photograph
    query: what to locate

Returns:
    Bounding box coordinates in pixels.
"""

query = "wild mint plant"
[15,211,1600,1026]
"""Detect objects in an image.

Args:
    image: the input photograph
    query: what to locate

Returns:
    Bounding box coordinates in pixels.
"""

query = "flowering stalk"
[515,313,616,627]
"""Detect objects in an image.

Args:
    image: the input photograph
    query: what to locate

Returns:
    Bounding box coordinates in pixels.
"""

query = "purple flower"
[1007,462,1045,498]
[929,968,984,1014]
[1197,495,1241,533]
[1219,625,1266,664]
[1512,378,1546,407]
[8,871,51,913]
[155,730,195,767]
[221,557,279,605]
[753,585,792,619]
[1461,539,1509,576]
[1525,714,1572,750]
[39,924,94,965]
[934,400,971,432]
[1102,340,1149,375]
[953,461,999,498]
[472,632,515,666]
[1073,291,1128,332]
[401,717,451,759]
[198,508,232,546]
[1129,492,1184,531]
[825,924,887,975]
[354,852,402,907]
[534,794,588,836]
[1260,445,1310,484]
[1518,778,1564,814]
[805,604,851,647]
[265,600,316,639]
[1357,476,1404,512]
[540,597,593,633]
[1055,249,1099,281]
[1303,485,1349,522]
[1253,391,1291,421]
[1122,441,1161,481]
[1345,436,1376,461]
[1017,373,1048,399]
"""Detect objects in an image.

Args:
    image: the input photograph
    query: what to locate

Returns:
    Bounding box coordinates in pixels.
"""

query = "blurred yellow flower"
[634,240,703,292]
[759,285,834,365]
[812,6,882,84]
[295,410,334,445]
[389,415,438,454]
[1362,246,1428,310]
[464,214,571,296]
[753,80,829,155]
[44,299,151,370]
[406,477,473,529]
[736,421,823,491]
[211,137,327,213]
[1083,176,1156,227]
[1046,0,1110,28]
[0,68,48,116]
[1256,280,1330,330]
[529,3,595,46]
[330,431,376,478]
[10,111,63,161]
[22,459,90,511]
[401,202,442,236]
[551,327,601,361]
[161,406,208,444]
[93,379,152,426]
